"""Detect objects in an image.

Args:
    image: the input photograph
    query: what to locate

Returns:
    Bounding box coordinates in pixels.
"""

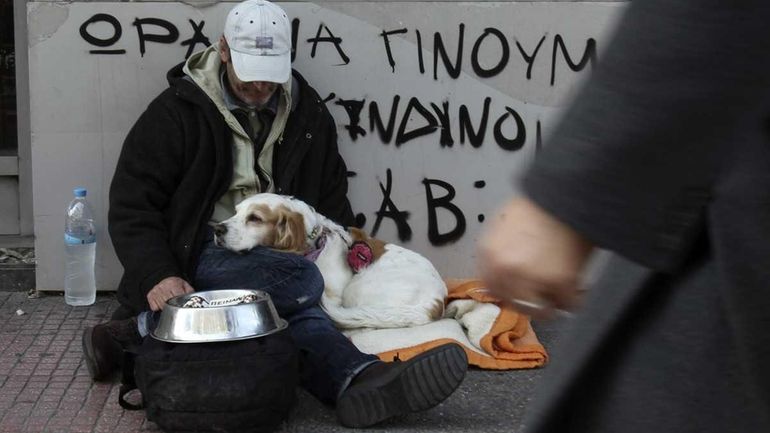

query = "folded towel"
[345,279,549,369]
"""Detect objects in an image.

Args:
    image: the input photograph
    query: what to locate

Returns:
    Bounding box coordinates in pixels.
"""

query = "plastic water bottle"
[64,187,96,306]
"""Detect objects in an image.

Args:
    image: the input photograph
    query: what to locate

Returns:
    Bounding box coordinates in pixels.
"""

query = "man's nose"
[214,224,227,237]
[249,81,273,92]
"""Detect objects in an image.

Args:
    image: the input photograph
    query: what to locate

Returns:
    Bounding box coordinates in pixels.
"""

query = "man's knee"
[289,258,324,307]
[253,249,325,309]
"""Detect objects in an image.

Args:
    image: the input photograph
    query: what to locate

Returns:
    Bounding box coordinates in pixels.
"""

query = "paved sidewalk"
[0,291,568,433]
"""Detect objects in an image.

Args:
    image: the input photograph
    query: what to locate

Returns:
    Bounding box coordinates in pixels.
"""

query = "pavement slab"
[0,292,569,433]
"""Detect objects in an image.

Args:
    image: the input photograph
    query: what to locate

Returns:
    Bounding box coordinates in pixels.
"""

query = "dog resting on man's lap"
[214,193,447,329]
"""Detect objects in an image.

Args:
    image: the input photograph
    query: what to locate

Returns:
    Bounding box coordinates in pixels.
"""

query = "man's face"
[220,37,279,107]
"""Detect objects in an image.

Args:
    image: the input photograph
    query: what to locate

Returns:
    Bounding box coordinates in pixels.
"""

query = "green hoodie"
[183,43,292,223]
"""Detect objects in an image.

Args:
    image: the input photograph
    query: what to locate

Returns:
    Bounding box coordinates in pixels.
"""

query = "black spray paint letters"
[78,14,352,63]
[335,95,526,150]
[422,178,466,246]
[371,169,413,242]
[368,169,469,246]
[79,14,210,58]
[379,24,597,85]
[79,15,596,85]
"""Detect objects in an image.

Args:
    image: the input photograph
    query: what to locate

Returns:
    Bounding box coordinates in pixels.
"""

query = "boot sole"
[81,326,108,381]
[336,343,468,428]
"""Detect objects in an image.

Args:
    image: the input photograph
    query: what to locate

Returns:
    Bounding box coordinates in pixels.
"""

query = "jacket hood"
[177,43,295,111]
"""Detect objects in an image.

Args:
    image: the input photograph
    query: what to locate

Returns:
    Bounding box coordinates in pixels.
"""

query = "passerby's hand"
[477,198,594,319]
[147,276,195,311]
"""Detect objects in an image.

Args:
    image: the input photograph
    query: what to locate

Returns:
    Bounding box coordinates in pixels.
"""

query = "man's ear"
[219,35,230,63]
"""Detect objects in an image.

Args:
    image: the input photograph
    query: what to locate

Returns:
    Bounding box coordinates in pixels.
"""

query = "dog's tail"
[320,296,444,329]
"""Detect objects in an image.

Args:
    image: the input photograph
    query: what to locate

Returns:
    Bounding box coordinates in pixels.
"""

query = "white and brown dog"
[214,193,447,329]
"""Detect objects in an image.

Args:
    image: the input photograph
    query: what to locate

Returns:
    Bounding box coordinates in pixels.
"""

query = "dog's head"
[214,193,315,253]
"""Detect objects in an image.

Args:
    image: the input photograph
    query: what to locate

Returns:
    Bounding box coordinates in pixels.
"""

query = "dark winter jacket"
[109,63,353,314]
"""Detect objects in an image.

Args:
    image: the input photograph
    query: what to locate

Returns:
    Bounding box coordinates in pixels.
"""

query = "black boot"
[82,317,143,381]
[336,343,468,428]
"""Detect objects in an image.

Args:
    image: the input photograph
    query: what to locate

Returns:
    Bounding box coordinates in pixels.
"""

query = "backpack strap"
[118,347,144,411]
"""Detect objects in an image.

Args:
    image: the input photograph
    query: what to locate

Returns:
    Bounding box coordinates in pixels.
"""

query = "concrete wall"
[28,1,626,290]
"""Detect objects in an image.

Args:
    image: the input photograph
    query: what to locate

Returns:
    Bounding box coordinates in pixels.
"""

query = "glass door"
[0,0,20,235]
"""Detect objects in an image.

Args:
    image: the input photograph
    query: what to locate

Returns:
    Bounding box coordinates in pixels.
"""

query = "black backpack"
[119,329,298,433]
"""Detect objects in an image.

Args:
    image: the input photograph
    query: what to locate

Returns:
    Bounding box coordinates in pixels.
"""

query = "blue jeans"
[138,238,379,404]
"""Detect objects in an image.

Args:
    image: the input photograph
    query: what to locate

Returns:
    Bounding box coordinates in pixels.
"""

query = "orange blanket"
[346,279,548,370]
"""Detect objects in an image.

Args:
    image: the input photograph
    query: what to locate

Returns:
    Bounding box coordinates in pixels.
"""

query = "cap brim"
[230,50,291,84]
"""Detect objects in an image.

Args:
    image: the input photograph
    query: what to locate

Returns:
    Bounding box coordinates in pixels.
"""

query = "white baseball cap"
[224,0,292,83]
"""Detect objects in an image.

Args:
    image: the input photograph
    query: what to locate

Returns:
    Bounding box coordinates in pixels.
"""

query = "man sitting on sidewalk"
[81,0,466,427]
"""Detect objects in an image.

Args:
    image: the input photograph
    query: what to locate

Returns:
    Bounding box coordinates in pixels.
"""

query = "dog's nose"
[213,224,227,237]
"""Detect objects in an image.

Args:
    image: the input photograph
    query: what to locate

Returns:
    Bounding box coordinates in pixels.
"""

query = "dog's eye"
[246,214,263,224]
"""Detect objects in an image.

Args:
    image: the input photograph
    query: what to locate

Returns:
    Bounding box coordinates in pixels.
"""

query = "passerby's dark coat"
[109,65,353,315]
[522,1,770,431]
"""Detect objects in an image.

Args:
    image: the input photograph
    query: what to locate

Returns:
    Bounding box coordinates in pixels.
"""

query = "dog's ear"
[274,205,307,253]
[366,236,387,262]
[348,226,369,242]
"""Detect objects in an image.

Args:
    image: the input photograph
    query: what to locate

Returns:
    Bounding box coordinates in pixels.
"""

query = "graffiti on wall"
[77,11,598,247]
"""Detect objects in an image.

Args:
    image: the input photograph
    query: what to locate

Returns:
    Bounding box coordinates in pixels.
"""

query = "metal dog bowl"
[151,289,288,343]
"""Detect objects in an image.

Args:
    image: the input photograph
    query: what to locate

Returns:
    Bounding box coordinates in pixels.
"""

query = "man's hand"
[147,276,195,311]
[477,198,594,319]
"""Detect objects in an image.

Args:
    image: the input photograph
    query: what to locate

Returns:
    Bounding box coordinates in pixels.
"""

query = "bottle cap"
[73,188,87,197]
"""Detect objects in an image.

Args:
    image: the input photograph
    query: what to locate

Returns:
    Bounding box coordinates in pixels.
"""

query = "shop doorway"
[0,0,32,244]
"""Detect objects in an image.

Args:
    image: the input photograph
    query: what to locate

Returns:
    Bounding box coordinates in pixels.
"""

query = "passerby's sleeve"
[523,0,770,272]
